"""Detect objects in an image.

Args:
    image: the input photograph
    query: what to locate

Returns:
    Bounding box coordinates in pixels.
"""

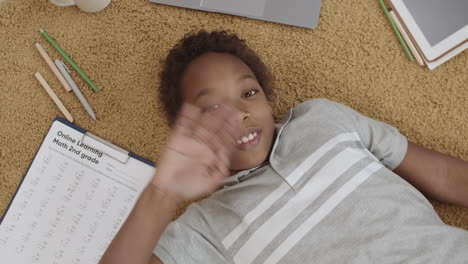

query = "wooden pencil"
[34,42,72,92]
[34,72,74,123]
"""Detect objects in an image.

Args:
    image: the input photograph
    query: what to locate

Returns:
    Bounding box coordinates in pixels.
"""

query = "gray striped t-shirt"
[153,98,468,264]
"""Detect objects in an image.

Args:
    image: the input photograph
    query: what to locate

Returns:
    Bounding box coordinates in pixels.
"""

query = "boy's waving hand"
[152,103,245,203]
[100,103,244,264]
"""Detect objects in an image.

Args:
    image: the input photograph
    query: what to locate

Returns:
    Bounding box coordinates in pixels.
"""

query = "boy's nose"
[218,104,250,128]
[242,111,251,120]
[230,105,250,122]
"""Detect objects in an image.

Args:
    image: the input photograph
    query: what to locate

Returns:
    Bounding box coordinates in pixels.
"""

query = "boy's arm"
[99,183,178,264]
[393,141,468,208]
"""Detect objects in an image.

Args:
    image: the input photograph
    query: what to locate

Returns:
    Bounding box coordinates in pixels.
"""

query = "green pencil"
[377,0,414,62]
[39,29,99,92]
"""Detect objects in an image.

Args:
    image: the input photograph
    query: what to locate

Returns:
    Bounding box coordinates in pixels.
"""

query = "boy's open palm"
[152,104,243,203]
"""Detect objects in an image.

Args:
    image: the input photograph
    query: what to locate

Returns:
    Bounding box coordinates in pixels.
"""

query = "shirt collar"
[269,109,293,162]
[221,109,293,187]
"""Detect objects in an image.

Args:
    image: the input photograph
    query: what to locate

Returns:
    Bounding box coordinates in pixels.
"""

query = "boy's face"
[180,52,276,173]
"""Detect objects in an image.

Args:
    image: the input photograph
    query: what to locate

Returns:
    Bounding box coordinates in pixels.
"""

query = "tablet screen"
[403,0,468,47]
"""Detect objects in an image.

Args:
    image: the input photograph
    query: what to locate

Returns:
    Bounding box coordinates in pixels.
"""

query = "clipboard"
[0,117,156,263]
[1,116,155,223]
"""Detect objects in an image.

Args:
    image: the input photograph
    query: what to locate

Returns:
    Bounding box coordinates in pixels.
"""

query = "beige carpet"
[0,0,467,230]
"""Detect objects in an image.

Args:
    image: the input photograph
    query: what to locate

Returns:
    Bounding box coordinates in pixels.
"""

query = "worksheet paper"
[0,119,155,264]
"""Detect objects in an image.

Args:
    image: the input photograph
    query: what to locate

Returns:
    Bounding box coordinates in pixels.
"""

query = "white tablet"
[388,0,467,62]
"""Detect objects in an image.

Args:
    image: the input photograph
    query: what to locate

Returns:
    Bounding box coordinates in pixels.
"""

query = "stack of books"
[379,0,467,70]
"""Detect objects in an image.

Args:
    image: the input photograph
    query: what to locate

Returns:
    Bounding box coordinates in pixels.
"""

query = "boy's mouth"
[236,129,261,151]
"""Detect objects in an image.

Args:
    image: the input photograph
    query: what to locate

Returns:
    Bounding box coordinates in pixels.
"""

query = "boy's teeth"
[238,132,258,144]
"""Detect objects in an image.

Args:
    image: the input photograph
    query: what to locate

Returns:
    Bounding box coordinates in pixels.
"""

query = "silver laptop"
[149,0,323,29]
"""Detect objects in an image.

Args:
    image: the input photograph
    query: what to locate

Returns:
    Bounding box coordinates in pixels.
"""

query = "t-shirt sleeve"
[153,207,230,264]
[311,99,408,170]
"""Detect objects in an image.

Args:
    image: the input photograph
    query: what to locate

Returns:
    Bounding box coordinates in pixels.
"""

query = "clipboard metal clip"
[80,132,130,164]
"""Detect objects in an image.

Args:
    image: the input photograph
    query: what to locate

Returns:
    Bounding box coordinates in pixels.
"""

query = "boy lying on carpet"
[100,31,468,264]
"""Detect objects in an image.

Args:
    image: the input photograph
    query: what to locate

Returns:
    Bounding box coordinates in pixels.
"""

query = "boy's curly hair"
[159,30,274,125]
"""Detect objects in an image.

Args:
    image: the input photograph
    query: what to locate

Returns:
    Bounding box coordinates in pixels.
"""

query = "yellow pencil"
[34,72,74,123]
[34,42,72,92]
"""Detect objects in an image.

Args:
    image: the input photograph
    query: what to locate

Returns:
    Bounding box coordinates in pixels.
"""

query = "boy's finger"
[205,105,246,151]
[212,165,228,188]
[193,125,224,156]
[201,149,227,179]
[192,112,227,154]
[173,104,202,134]
[219,104,248,140]
[217,116,246,153]
[207,157,229,185]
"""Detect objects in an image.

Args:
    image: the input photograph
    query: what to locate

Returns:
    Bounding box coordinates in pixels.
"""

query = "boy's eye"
[242,89,258,98]
[203,104,220,113]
